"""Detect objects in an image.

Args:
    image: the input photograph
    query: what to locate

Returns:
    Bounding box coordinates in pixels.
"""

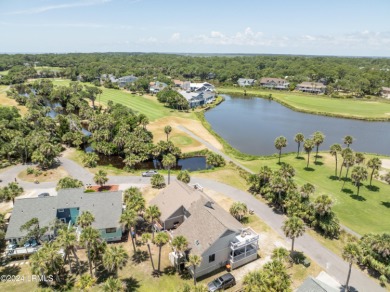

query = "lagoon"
[205,95,390,156]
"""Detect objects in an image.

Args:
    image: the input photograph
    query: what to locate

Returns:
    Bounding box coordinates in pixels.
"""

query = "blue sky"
[1,0,390,56]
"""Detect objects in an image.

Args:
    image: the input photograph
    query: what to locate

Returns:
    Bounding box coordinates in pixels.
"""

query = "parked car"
[7,243,17,250]
[142,170,158,177]
[207,273,236,291]
[24,239,38,248]
[38,192,50,198]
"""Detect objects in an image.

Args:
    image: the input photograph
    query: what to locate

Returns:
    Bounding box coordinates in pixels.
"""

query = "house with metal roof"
[150,180,259,278]
[5,188,123,245]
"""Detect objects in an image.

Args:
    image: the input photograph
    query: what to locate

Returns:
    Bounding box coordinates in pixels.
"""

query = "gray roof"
[297,277,340,292]
[170,188,243,256]
[297,81,326,88]
[150,180,202,222]
[6,188,122,239]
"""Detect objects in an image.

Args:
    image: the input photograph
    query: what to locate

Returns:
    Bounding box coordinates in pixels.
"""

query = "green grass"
[50,79,196,122]
[34,66,63,72]
[238,152,390,235]
[0,70,9,76]
[218,86,390,121]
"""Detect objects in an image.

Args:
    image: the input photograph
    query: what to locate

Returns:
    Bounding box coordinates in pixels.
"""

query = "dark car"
[38,192,50,198]
[142,170,158,177]
[207,273,236,291]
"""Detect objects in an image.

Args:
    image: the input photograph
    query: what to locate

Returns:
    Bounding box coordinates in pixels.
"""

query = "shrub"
[206,153,226,167]
[84,189,96,193]
[26,167,34,175]
[151,174,166,189]
[33,169,42,177]
[177,170,191,183]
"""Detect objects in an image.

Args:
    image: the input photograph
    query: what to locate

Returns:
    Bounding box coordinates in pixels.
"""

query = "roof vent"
[204,201,214,209]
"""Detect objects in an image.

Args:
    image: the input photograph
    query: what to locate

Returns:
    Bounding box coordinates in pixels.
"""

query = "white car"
[142,170,158,177]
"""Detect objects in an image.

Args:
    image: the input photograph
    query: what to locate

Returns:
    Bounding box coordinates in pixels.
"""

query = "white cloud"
[170,33,181,41]
[6,0,113,15]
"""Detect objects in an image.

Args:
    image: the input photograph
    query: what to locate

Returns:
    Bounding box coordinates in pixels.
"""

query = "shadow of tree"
[366,185,380,192]
[123,276,141,292]
[328,175,339,181]
[381,201,390,208]
[340,285,358,292]
[341,188,353,194]
[0,265,21,276]
[314,161,323,166]
[132,250,149,264]
[350,194,366,201]
[304,167,315,172]
[163,266,176,276]
[295,156,305,160]
[180,269,192,280]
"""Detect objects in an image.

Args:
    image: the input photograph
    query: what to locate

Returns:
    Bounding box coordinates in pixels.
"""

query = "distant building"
[149,81,168,94]
[381,87,390,98]
[296,82,326,94]
[179,90,215,108]
[100,74,117,83]
[5,188,123,245]
[237,78,256,87]
[150,180,259,278]
[259,77,289,90]
[116,75,138,87]
[173,79,184,88]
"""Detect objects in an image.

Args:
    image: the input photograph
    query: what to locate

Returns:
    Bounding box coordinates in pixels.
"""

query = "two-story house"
[260,77,290,90]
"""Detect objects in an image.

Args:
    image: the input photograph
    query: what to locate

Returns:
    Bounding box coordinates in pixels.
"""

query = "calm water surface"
[205,95,390,156]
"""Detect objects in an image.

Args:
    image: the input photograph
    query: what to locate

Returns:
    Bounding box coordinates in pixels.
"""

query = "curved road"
[0,157,384,291]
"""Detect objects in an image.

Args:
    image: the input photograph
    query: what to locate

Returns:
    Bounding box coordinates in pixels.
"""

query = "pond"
[95,154,209,171]
[205,95,390,156]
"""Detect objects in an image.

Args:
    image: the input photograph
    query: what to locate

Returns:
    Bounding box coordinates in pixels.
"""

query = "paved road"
[0,158,384,291]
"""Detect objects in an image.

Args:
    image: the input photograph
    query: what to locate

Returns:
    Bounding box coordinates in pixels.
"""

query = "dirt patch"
[142,186,160,205]
[87,185,119,192]
[381,159,390,169]
[17,166,69,183]
[0,90,28,116]
[148,116,222,152]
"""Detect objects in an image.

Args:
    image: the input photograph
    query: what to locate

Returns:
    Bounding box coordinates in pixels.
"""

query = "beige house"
[296,81,326,93]
[260,77,289,90]
[150,180,259,278]
[381,87,390,98]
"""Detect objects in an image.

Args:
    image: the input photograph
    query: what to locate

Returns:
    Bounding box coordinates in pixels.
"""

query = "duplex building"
[5,188,123,245]
[150,180,259,278]
[296,82,326,94]
[260,77,289,90]
[237,78,256,87]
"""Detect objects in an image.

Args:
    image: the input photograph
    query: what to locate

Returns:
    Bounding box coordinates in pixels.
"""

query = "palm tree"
[343,135,354,148]
[56,176,83,190]
[313,195,333,217]
[351,166,368,196]
[120,209,137,252]
[164,125,172,141]
[270,174,288,212]
[126,193,145,215]
[294,133,305,158]
[171,235,188,273]
[154,232,169,273]
[303,139,314,168]
[274,136,287,164]
[341,153,355,189]
[300,183,315,200]
[103,245,129,277]
[30,248,49,281]
[330,144,342,177]
[354,152,365,165]
[282,216,305,253]
[75,273,96,291]
[102,277,124,292]
[271,247,290,264]
[162,153,176,185]
[80,226,100,277]
[56,227,80,272]
[339,148,353,178]
[6,182,23,205]
[367,157,381,187]
[278,163,295,179]
[77,211,95,228]
[145,205,161,239]
[342,242,361,292]
[93,170,108,188]
[43,241,65,283]
[383,171,390,184]
[229,202,248,221]
[141,233,155,272]
[313,131,325,162]
[187,254,202,285]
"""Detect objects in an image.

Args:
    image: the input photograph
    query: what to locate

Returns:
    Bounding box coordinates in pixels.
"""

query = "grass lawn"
[34,66,63,72]
[238,152,390,235]
[0,70,9,76]
[0,85,28,116]
[218,86,390,121]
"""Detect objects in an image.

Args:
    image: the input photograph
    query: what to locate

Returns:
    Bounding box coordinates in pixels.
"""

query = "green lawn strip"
[0,70,9,76]
[218,86,390,121]
[34,66,64,72]
[239,152,390,235]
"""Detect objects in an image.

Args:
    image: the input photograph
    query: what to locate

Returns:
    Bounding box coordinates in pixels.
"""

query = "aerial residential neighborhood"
[0,1,390,292]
